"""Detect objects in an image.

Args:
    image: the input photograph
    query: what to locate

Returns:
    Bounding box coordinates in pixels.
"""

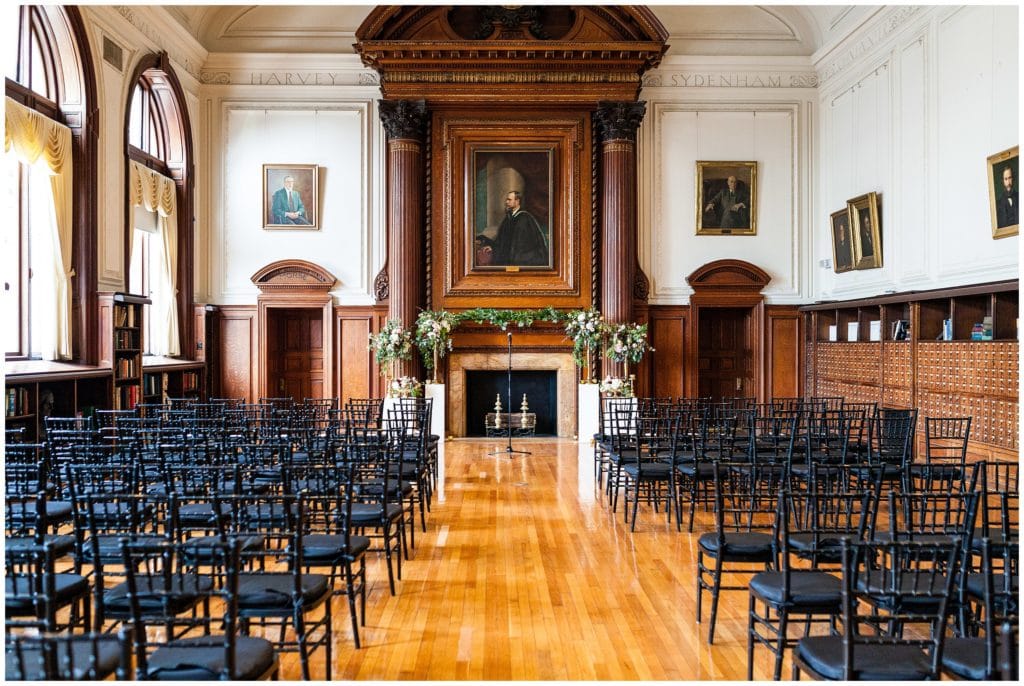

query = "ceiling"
[164,5,875,58]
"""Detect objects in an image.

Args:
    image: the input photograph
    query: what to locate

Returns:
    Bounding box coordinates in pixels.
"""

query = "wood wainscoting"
[646,304,803,402]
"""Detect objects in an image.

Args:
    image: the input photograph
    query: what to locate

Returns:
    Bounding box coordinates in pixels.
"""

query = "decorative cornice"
[385,71,640,85]
[642,71,819,89]
[595,102,646,143]
[114,6,201,80]
[817,5,922,86]
[379,100,428,142]
[199,69,378,87]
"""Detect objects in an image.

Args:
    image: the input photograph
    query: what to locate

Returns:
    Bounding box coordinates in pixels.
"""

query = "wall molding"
[815,6,923,88]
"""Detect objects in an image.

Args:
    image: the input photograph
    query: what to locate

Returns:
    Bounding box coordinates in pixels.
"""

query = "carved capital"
[374,266,390,302]
[379,100,428,141]
[595,101,646,143]
[633,266,650,302]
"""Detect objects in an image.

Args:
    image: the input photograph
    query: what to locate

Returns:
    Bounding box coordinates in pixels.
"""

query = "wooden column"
[379,100,427,378]
[596,102,646,376]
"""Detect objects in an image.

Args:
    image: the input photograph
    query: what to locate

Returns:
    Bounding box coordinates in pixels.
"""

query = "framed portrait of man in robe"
[696,161,757,235]
[263,164,319,230]
[471,149,553,270]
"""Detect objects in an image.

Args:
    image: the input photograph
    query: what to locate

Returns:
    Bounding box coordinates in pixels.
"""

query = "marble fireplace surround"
[447,351,577,437]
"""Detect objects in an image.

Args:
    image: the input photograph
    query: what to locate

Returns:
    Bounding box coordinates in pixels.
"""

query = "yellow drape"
[129,160,180,356]
[4,96,74,360]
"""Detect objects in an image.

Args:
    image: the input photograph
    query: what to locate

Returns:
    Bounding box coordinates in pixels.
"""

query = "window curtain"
[4,96,74,360]
[128,160,180,356]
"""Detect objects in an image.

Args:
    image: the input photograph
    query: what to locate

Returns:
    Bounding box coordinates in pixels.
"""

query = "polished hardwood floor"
[277,437,787,680]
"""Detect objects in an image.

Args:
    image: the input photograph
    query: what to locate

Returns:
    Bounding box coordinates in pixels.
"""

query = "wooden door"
[697,308,752,399]
[267,308,323,401]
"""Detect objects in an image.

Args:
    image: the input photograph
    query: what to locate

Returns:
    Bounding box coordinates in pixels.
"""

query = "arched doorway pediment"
[251,259,336,294]
[686,259,771,293]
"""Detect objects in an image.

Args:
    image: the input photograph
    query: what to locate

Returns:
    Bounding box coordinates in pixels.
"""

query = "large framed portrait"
[848,192,882,270]
[263,164,318,230]
[471,149,553,270]
[830,208,854,273]
[987,145,1019,239]
[696,161,757,235]
[433,114,590,309]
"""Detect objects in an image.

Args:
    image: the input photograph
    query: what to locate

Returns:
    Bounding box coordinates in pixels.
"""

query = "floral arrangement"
[563,308,605,379]
[368,319,414,370]
[415,310,459,382]
[599,376,634,398]
[605,322,653,377]
[388,376,423,398]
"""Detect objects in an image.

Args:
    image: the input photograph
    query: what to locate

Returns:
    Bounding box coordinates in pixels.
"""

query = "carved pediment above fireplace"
[251,259,336,294]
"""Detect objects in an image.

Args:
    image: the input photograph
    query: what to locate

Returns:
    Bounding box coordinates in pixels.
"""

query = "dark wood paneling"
[647,306,688,399]
[334,306,388,402]
[766,306,802,400]
[217,306,258,402]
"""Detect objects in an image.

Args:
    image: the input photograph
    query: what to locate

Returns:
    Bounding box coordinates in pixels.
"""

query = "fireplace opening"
[465,370,557,437]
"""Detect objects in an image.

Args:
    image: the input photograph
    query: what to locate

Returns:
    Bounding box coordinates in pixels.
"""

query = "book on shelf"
[892,319,910,340]
[941,319,953,341]
[828,325,838,342]
[869,320,882,342]
[982,315,993,341]
[971,323,985,341]
[846,322,859,342]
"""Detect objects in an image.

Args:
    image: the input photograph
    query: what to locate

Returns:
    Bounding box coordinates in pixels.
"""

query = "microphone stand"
[489,331,530,458]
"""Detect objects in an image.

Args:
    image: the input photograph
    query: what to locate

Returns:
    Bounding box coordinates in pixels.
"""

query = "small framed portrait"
[263,164,319,230]
[830,208,854,273]
[987,145,1019,239]
[471,149,553,270]
[848,192,882,270]
[696,161,757,235]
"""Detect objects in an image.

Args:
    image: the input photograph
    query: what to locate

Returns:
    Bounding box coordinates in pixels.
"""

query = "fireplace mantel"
[447,351,577,437]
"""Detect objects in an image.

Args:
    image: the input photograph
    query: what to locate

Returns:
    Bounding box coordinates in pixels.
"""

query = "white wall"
[639,57,817,304]
[814,5,1019,300]
[198,54,383,305]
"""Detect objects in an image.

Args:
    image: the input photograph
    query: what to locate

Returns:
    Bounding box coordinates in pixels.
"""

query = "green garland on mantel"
[453,306,568,330]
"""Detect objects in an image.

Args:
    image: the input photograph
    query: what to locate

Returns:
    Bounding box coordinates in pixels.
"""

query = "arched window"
[4,6,96,361]
[125,55,193,357]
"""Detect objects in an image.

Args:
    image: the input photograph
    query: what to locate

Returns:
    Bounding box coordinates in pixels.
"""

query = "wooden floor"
[279,437,785,680]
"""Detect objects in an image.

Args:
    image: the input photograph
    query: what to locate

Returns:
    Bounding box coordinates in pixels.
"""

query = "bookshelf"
[100,292,150,410]
[142,357,206,404]
[5,362,112,441]
[801,279,1019,458]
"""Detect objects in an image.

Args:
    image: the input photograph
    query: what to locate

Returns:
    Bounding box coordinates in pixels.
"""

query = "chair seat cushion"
[5,637,124,680]
[300,534,371,561]
[80,534,168,563]
[787,533,848,558]
[855,569,949,610]
[970,528,1018,553]
[7,500,74,523]
[6,573,89,615]
[941,637,990,680]
[4,534,76,557]
[797,636,933,680]
[181,535,266,563]
[147,635,276,680]
[177,502,232,526]
[622,462,673,479]
[698,531,774,559]
[350,502,404,524]
[676,462,715,478]
[749,571,842,607]
[964,572,1019,601]
[103,574,213,616]
[236,572,330,609]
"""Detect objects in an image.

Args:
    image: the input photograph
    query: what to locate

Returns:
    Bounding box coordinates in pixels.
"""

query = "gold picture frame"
[262,164,319,230]
[848,192,882,270]
[696,161,757,235]
[987,145,1019,239]
[830,208,854,273]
